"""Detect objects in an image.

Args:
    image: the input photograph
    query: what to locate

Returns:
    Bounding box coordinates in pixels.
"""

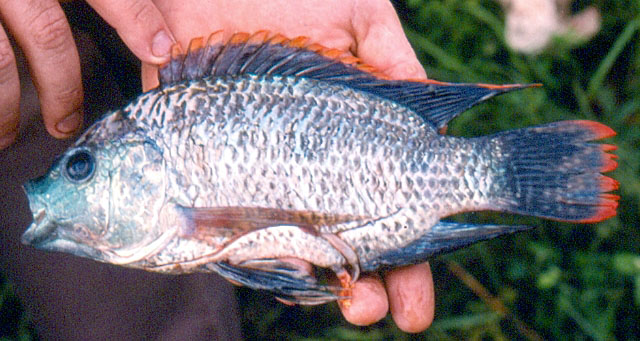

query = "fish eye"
[64,149,95,183]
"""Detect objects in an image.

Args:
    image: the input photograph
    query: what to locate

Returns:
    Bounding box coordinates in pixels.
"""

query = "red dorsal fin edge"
[156,30,540,130]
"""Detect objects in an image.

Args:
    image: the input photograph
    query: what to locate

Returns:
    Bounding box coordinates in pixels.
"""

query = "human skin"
[0,0,435,333]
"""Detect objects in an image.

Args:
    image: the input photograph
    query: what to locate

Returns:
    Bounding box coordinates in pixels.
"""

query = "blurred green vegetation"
[1,0,638,340]
[0,274,34,341]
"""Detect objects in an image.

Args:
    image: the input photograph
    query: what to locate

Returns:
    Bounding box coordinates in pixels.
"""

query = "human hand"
[0,0,176,149]
[140,0,435,333]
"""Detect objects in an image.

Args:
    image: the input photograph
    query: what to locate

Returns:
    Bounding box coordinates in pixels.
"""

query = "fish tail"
[490,120,618,223]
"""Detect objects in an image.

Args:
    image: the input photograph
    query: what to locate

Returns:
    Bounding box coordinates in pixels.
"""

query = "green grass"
[2,0,639,339]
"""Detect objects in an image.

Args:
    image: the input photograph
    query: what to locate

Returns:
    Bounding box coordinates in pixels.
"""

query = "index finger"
[86,0,176,64]
[0,0,83,138]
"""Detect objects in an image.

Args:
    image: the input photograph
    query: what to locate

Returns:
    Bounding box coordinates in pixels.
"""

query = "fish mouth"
[21,208,55,246]
[21,207,101,260]
[22,183,58,248]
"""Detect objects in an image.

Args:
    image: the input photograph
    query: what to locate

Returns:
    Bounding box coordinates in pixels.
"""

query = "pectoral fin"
[178,206,364,292]
[179,205,359,240]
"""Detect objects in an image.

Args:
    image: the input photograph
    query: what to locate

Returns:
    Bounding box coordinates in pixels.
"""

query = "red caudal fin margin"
[157,31,538,130]
[489,120,618,223]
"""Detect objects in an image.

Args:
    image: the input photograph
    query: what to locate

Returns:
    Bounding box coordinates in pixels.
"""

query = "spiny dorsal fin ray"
[158,31,538,129]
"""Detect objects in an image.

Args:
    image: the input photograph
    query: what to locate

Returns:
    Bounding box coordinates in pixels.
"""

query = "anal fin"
[362,222,533,271]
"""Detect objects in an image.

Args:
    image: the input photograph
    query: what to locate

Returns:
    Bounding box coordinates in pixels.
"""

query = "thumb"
[352,0,426,80]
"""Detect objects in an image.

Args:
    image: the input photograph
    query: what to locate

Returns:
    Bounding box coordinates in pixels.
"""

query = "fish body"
[21,32,618,304]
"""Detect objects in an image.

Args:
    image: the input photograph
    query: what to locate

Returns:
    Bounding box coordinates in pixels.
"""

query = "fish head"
[22,136,173,267]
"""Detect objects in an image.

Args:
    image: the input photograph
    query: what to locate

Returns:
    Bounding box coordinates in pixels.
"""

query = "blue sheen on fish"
[21,31,618,304]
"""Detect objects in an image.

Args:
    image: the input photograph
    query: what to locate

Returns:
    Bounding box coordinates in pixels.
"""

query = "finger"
[351,0,427,80]
[385,263,435,333]
[0,24,20,149]
[0,0,83,138]
[337,275,388,326]
[86,0,176,64]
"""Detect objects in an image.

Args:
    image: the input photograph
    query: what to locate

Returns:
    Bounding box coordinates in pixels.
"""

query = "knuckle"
[53,82,82,108]
[128,0,157,24]
[0,112,19,133]
[29,4,72,51]
[0,97,20,139]
[0,35,15,74]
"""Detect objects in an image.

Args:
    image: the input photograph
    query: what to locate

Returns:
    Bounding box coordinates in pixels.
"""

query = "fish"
[21,31,619,304]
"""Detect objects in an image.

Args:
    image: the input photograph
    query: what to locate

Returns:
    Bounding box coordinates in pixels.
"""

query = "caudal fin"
[491,120,618,223]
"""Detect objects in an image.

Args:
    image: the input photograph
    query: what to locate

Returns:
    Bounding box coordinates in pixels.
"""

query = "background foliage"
[1,0,639,340]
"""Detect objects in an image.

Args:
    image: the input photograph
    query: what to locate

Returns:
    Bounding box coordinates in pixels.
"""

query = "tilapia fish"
[22,31,618,304]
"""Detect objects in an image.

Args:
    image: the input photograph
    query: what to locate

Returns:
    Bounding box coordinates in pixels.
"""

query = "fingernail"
[152,30,173,58]
[0,130,18,149]
[56,110,82,134]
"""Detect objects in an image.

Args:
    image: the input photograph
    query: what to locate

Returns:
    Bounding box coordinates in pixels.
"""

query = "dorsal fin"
[158,31,538,129]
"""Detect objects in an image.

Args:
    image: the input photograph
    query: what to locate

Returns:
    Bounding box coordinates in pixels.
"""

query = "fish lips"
[22,212,102,260]
[22,187,101,261]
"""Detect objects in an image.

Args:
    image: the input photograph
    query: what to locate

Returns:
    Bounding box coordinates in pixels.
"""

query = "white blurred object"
[499,0,601,54]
